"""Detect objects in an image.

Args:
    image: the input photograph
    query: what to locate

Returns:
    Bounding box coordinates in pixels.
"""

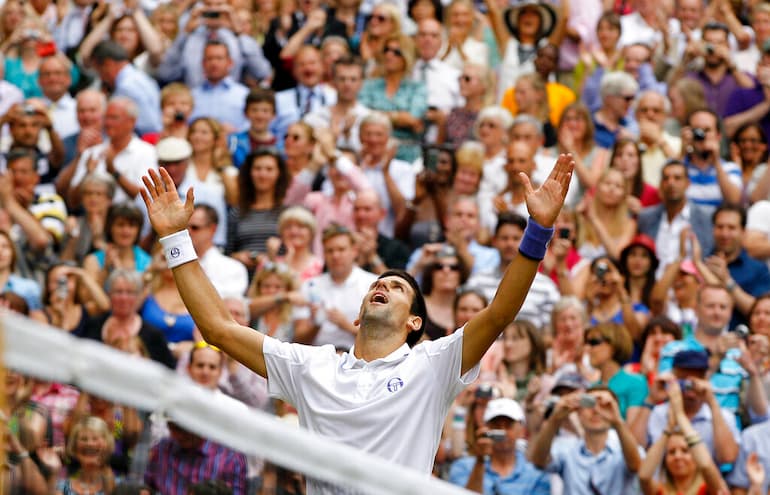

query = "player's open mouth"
[370,292,388,304]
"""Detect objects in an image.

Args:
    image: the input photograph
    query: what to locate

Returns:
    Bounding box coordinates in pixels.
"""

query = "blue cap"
[672,349,710,370]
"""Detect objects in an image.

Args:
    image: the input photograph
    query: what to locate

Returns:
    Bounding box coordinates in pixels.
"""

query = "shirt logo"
[387,377,404,393]
[169,247,181,259]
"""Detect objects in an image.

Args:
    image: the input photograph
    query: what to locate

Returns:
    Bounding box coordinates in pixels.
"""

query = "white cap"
[156,137,192,161]
[483,398,525,424]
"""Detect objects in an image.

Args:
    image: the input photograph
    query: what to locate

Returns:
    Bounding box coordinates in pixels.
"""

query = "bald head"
[506,141,536,181]
[354,189,385,229]
[416,18,444,61]
[76,89,106,129]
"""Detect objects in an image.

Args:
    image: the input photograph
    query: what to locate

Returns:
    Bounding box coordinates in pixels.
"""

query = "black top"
[81,313,177,369]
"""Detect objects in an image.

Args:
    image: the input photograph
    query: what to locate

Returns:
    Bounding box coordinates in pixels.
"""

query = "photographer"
[681,108,742,209]
[528,387,643,495]
[449,398,550,495]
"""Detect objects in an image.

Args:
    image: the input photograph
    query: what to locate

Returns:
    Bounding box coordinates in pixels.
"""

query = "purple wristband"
[518,217,554,261]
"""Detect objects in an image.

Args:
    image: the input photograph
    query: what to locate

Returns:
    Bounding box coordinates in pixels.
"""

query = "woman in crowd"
[575,167,636,260]
[618,234,659,311]
[4,19,56,97]
[0,229,43,316]
[60,173,115,265]
[359,3,402,66]
[274,206,323,281]
[82,269,176,369]
[421,247,470,340]
[476,106,513,209]
[140,250,195,357]
[627,316,682,382]
[585,322,648,420]
[42,262,110,336]
[282,121,317,177]
[440,63,492,147]
[82,203,151,286]
[555,102,608,206]
[150,4,179,45]
[493,320,547,402]
[246,262,304,342]
[511,73,556,147]
[57,416,116,495]
[63,393,142,477]
[549,296,589,374]
[639,379,729,495]
[409,0,443,25]
[450,141,485,201]
[610,138,660,214]
[730,123,770,205]
[78,3,165,72]
[453,289,487,329]
[188,117,239,207]
[358,33,427,163]
[574,11,622,94]
[0,1,26,52]
[440,0,489,71]
[227,148,290,273]
[666,78,706,136]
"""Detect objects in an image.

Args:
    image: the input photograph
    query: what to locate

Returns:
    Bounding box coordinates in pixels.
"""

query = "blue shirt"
[448,452,551,495]
[683,156,742,210]
[358,77,428,163]
[191,77,250,131]
[727,421,770,493]
[4,274,42,311]
[592,116,628,150]
[271,84,336,147]
[544,432,642,495]
[601,368,648,419]
[114,64,162,135]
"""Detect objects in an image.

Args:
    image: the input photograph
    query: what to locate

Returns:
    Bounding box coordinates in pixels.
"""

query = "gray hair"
[223,296,251,324]
[360,111,393,134]
[81,171,116,199]
[278,205,317,237]
[105,269,144,294]
[321,35,350,54]
[41,52,73,73]
[550,296,588,330]
[634,89,671,115]
[109,96,139,119]
[599,71,639,100]
[77,89,107,111]
[511,114,544,137]
[476,106,514,130]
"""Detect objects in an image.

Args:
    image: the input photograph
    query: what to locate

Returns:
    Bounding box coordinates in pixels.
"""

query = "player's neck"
[353,326,405,361]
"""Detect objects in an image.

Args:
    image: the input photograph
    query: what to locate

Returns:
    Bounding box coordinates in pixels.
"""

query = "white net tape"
[1,311,472,495]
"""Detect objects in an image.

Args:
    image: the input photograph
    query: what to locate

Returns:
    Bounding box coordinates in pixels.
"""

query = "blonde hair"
[515,73,549,123]
[577,168,629,248]
[247,264,298,323]
[160,82,192,108]
[455,141,485,175]
[371,3,403,33]
[66,416,115,465]
[278,206,317,237]
[375,33,416,76]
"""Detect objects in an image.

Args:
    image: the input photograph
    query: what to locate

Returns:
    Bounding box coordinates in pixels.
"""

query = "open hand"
[523,154,574,227]
[140,168,194,238]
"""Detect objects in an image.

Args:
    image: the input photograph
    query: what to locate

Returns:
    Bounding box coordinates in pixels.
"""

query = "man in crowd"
[38,54,78,139]
[352,189,410,273]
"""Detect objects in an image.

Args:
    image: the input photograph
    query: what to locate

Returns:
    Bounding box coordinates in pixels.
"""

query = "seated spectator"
[353,189,411,273]
[246,262,305,343]
[155,0,271,89]
[0,229,42,314]
[58,416,116,495]
[358,34,427,163]
[147,83,193,145]
[665,78,706,137]
[730,123,770,205]
[4,21,58,99]
[638,377,729,495]
[438,63,491,147]
[190,40,250,132]
[421,245,470,340]
[745,198,770,269]
[618,234,659,314]
[728,415,770,494]
[42,261,110,335]
[274,206,323,281]
[475,107,513,208]
[572,11,622,96]
[449,398,551,494]
[229,89,277,169]
[549,296,589,374]
[187,117,238,208]
[483,320,547,403]
[81,268,176,369]
[38,54,78,139]
[55,90,107,191]
[634,91,681,188]
[627,316,683,382]
[528,386,643,494]
[591,71,638,149]
[609,139,660,216]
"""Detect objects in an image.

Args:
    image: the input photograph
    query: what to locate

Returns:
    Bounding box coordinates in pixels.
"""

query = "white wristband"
[159,230,197,269]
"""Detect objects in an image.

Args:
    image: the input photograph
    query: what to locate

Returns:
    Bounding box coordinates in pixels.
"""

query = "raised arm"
[140,168,268,378]
[461,154,573,374]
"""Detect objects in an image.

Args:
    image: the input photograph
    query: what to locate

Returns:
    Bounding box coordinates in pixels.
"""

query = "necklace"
[163,312,177,328]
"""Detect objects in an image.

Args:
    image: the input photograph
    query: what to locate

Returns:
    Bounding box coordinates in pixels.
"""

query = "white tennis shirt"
[263,328,479,492]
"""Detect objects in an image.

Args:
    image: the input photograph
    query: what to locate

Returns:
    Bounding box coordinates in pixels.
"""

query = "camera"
[579,394,596,408]
[594,261,609,281]
[734,324,750,340]
[201,10,221,18]
[475,383,498,400]
[678,379,694,392]
[558,228,571,239]
[56,276,68,299]
[692,128,706,142]
[483,429,506,442]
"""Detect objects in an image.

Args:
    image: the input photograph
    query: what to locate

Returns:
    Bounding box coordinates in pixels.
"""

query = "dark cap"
[551,371,588,394]
[672,349,710,370]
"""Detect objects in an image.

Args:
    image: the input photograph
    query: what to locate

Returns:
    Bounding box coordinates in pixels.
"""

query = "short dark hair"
[686,107,720,130]
[379,269,426,347]
[495,212,527,235]
[245,88,276,112]
[640,316,682,349]
[204,39,230,57]
[91,40,129,64]
[6,147,36,169]
[703,20,729,37]
[712,203,746,228]
[105,203,144,244]
[332,55,364,78]
[194,203,219,225]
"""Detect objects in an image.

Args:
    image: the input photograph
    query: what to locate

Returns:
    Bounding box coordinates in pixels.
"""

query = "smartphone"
[422,145,441,172]
[594,261,609,281]
[201,10,221,18]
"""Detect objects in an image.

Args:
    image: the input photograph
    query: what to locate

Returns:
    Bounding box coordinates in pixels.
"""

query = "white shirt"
[263,328,480,494]
[46,93,78,139]
[655,203,692,279]
[747,200,770,270]
[298,266,377,350]
[410,58,462,113]
[199,246,249,299]
[351,160,416,237]
[72,137,158,204]
[619,12,663,48]
[303,102,370,153]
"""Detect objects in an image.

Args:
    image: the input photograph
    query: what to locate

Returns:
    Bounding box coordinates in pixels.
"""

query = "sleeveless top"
[140,295,195,343]
[93,246,152,273]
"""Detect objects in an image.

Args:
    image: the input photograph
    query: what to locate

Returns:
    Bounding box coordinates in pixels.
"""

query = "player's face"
[359,276,417,333]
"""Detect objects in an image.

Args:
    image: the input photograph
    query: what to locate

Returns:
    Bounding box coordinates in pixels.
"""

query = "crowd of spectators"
[4,0,770,492]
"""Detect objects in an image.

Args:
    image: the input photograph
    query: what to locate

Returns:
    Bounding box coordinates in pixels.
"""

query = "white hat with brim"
[483,398,525,424]
[156,137,192,162]
[503,0,557,40]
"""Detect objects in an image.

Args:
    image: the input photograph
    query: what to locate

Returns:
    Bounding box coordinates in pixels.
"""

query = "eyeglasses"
[585,337,607,347]
[383,46,403,57]
[618,94,636,102]
[193,341,221,352]
[432,262,460,272]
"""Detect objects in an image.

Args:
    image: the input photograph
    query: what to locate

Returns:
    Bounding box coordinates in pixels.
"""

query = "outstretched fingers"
[550,153,575,198]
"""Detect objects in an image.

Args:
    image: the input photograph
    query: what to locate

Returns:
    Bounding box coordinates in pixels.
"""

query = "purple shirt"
[145,438,247,495]
[687,71,745,118]
[724,82,770,139]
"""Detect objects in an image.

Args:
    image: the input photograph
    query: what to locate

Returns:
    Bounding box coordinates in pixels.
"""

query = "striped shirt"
[684,157,742,210]
[145,438,247,495]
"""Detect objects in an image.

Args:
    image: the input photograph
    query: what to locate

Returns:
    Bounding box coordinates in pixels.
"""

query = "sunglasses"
[585,337,607,347]
[618,94,636,102]
[432,262,460,272]
[371,14,388,23]
[383,46,403,57]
